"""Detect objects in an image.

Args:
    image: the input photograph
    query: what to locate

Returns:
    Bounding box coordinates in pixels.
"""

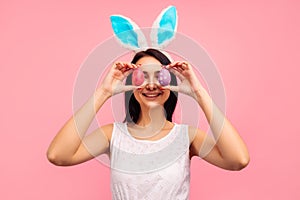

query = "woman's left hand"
[163,61,204,99]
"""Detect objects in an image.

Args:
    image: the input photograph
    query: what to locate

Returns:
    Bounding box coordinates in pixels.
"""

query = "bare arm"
[189,88,250,170]
[47,62,137,166]
[46,89,111,166]
[167,61,250,170]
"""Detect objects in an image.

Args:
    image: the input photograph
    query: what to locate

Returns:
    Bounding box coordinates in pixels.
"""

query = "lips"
[142,92,162,98]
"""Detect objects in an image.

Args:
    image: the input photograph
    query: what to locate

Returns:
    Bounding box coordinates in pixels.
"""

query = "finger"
[135,85,144,90]
[168,61,181,68]
[166,61,185,73]
[159,85,170,90]
[181,61,190,70]
[131,63,138,69]
[114,62,122,69]
[116,62,129,72]
[124,63,135,69]
[166,61,175,69]
[119,62,126,68]
[123,85,138,92]
[174,61,189,72]
[120,63,128,70]
[159,85,179,92]
[119,66,128,73]
[169,68,185,81]
[175,65,184,72]
[169,85,180,92]
[178,61,187,71]
[159,85,169,90]
[116,62,133,73]
[123,68,134,77]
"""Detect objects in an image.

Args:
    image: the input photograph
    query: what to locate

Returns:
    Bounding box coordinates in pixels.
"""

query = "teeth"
[143,93,161,97]
[147,95,158,97]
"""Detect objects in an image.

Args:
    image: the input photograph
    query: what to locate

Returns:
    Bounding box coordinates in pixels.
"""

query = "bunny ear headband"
[109,5,178,56]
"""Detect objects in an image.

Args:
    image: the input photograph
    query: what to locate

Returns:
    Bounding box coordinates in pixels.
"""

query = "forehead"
[136,56,161,65]
[140,64,162,72]
[136,56,162,72]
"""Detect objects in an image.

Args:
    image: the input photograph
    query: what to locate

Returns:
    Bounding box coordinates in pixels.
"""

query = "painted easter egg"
[158,68,171,86]
[132,68,144,86]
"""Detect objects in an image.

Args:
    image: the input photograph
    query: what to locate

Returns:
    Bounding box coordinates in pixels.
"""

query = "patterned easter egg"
[132,68,144,86]
[158,68,171,86]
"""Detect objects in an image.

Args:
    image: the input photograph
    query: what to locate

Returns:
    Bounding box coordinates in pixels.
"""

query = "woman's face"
[133,56,171,108]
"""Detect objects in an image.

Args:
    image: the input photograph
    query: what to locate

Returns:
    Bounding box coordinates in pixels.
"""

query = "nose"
[145,82,158,91]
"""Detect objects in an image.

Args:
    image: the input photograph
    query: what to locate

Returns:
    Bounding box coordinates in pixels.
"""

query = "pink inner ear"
[132,68,144,86]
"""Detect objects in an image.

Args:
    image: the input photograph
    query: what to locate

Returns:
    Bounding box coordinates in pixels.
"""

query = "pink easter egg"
[158,68,171,86]
[132,68,144,86]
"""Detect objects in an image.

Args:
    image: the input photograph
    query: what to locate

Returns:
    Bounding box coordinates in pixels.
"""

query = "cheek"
[163,91,171,101]
[133,91,142,103]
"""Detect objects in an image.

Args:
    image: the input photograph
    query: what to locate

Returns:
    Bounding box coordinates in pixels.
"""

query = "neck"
[137,104,167,128]
[128,105,171,139]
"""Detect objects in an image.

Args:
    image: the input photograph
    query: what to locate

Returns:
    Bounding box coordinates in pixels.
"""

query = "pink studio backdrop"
[1,0,299,199]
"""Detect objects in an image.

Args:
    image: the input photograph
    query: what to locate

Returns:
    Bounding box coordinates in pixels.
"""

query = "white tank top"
[109,122,191,200]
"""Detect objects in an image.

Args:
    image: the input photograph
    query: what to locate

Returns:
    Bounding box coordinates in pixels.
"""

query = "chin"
[145,101,163,108]
[139,97,165,108]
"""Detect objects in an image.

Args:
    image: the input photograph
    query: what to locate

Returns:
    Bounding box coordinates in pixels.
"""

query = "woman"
[47,49,250,199]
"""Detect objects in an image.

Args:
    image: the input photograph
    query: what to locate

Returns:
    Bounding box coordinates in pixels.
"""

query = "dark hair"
[124,49,178,123]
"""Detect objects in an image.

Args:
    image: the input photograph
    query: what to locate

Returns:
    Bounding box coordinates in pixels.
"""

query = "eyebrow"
[143,71,160,76]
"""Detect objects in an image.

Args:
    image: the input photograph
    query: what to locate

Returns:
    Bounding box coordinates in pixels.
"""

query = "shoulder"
[99,123,116,142]
[187,125,207,155]
[187,125,207,143]
[175,124,206,144]
[99,122,128,142]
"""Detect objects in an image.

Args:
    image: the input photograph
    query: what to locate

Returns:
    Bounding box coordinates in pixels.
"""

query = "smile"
[142,92,162,98]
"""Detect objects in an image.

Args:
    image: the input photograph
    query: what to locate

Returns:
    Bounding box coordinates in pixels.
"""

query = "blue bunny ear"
[110,15,148,51]
[150,6,178,49]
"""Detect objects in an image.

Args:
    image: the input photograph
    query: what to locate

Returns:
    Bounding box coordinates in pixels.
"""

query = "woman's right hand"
[97,62,138,97]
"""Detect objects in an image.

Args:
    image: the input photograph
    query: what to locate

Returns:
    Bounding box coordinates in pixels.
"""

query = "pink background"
[1,0,299,199]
